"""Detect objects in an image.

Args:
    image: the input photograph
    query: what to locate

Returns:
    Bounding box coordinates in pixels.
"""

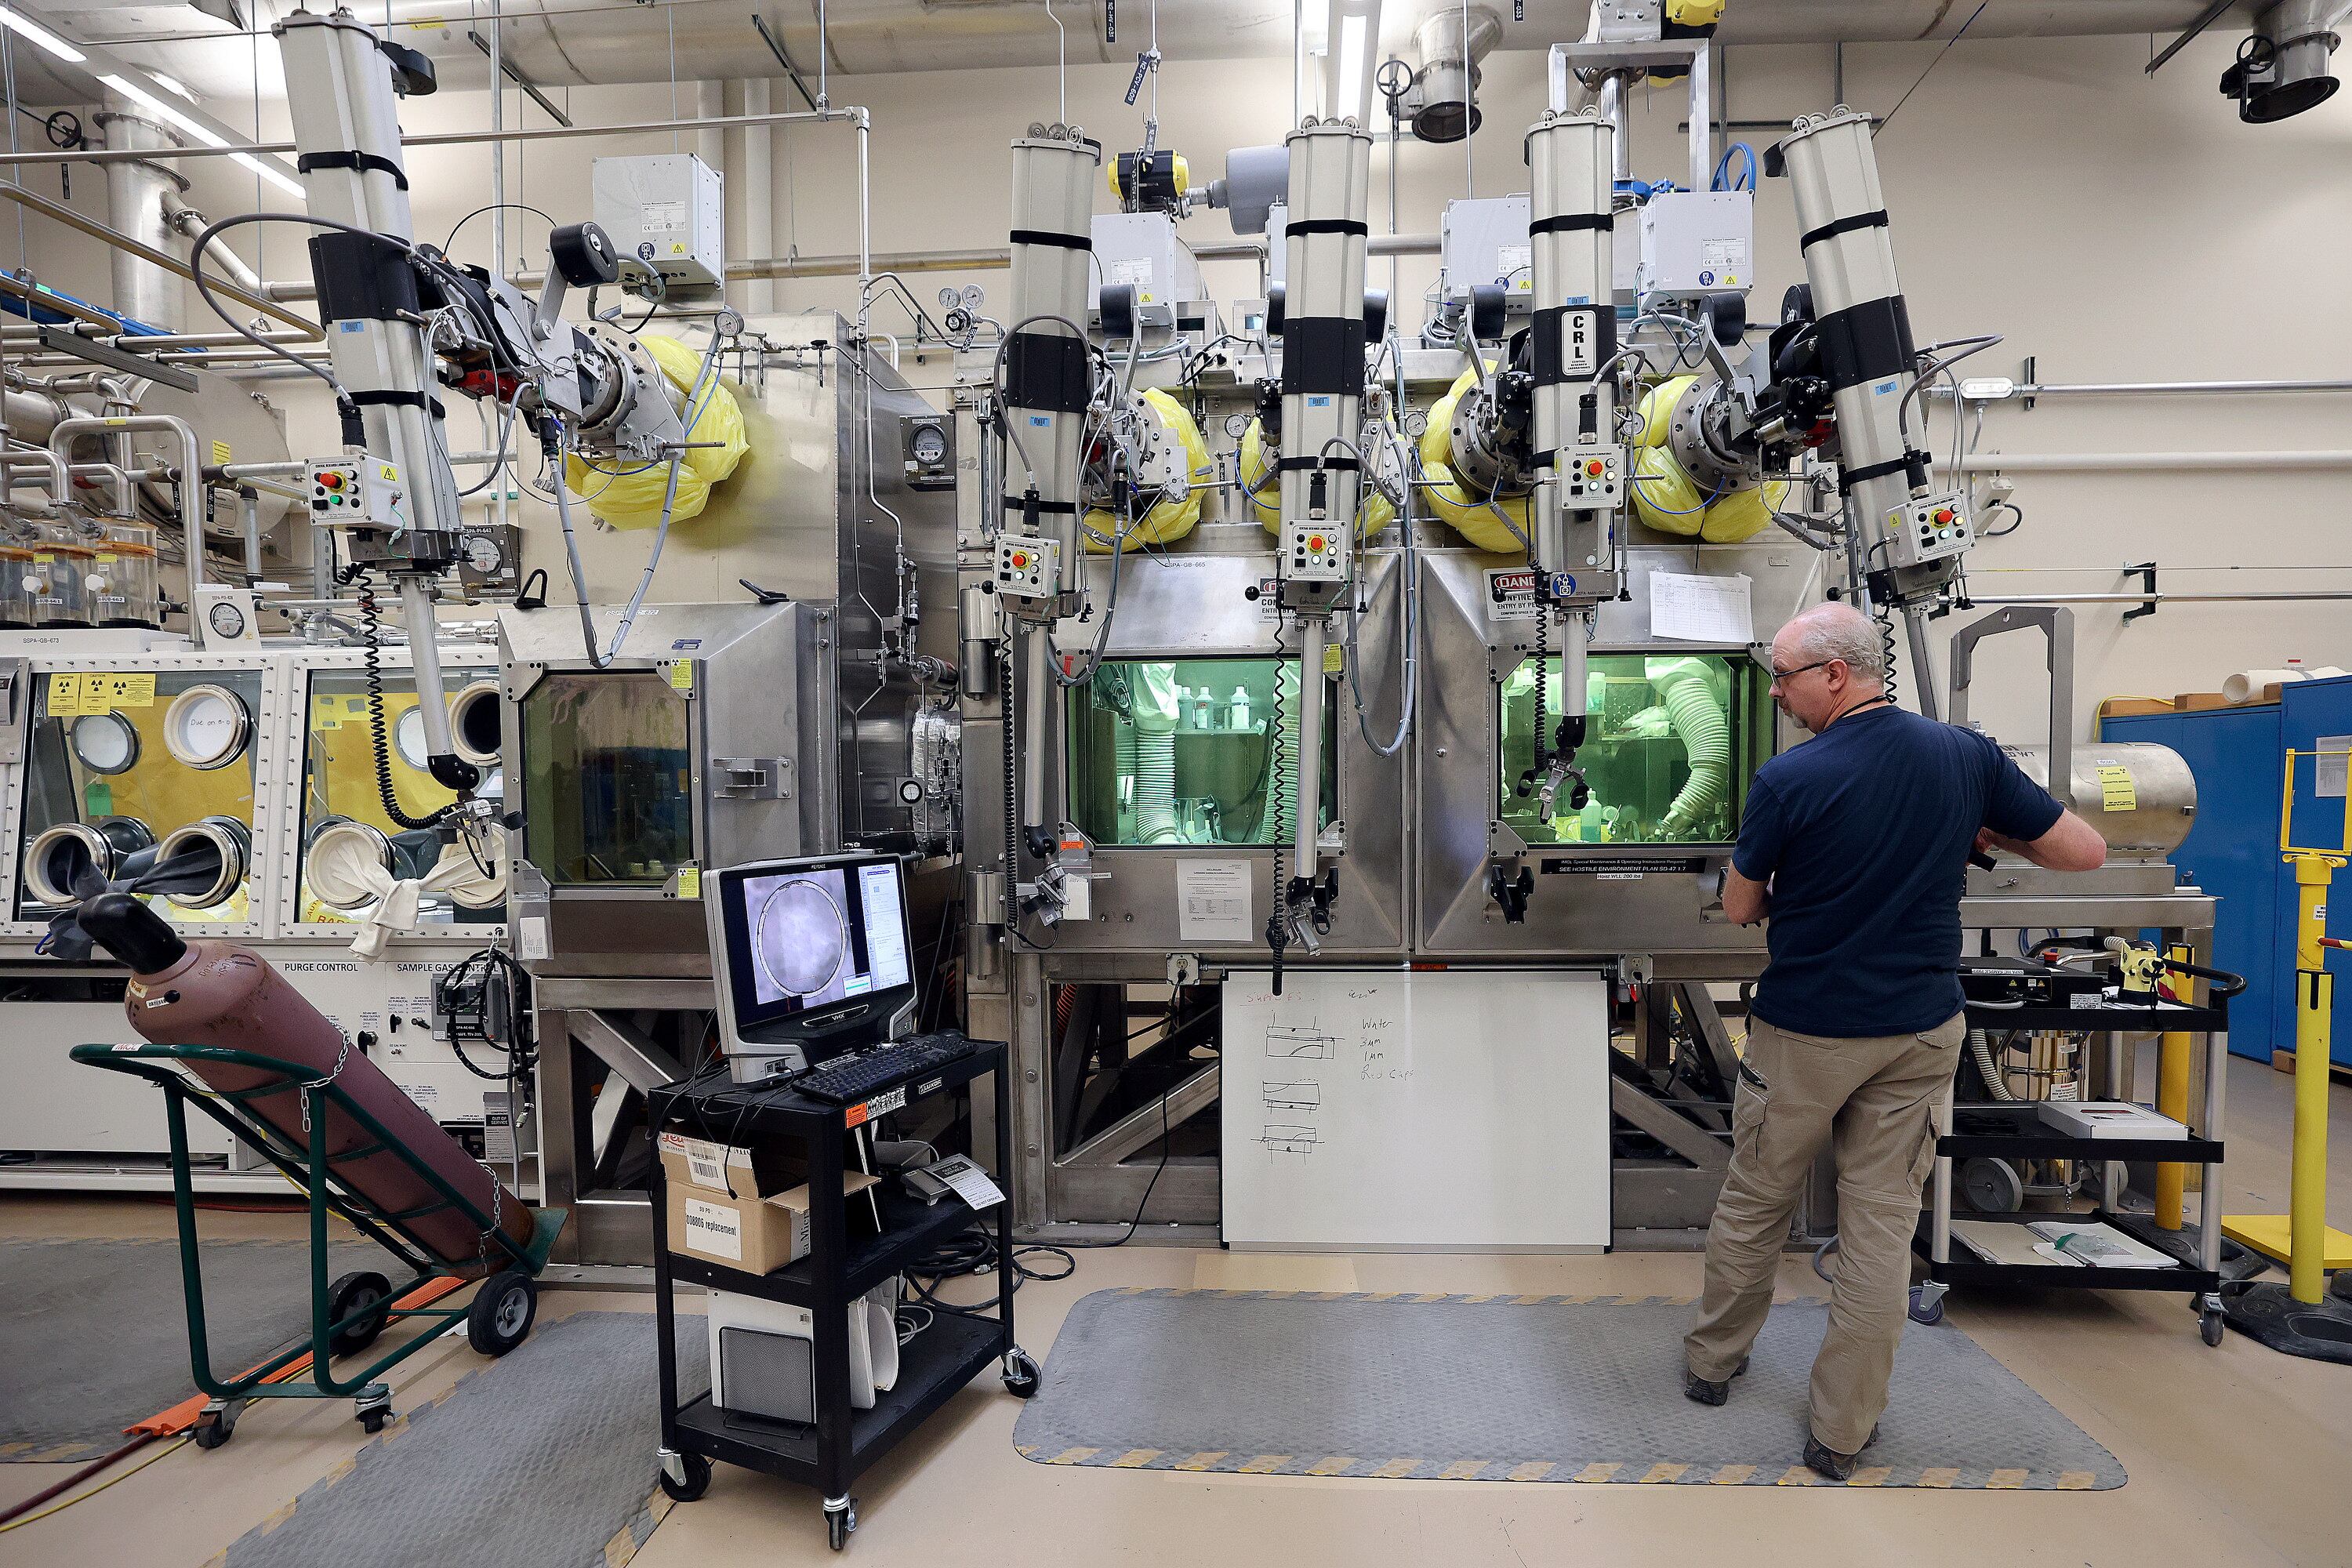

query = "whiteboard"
[1220,971,1610,1252]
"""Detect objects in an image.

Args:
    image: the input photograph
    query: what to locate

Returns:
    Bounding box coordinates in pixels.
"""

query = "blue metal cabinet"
[2102,703,2288,1062]
[2281,675,2352,1068]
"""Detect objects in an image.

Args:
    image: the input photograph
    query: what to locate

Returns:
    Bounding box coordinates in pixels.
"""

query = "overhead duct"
[1406,5,1502,143]
[2224,0,2342,122]
[76,1,2234,95]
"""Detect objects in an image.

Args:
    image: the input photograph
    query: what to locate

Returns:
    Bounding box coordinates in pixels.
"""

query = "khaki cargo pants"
[1683,1011,1965,1454]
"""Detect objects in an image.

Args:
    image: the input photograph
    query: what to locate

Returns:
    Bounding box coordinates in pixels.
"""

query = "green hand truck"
[72,1042,568,1448]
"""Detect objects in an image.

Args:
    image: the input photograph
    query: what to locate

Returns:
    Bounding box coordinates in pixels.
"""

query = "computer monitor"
[707,851,917,1080]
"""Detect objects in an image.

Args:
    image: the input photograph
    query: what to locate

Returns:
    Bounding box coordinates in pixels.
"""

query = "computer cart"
[1911,966,2243,1345]
[648,1038,1035,1553]
[72,1042,566,1447]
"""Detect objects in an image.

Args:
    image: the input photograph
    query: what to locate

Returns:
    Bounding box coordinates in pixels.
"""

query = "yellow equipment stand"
[2218,748,2352,1361]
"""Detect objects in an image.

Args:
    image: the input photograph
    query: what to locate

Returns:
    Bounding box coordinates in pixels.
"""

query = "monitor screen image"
[739,859,910,1018]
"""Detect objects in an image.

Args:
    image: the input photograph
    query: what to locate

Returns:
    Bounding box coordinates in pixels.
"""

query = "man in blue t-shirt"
[1681,601,2106,1480]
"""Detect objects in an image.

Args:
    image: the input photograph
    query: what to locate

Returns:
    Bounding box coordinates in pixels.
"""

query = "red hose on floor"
[0,1433,158,1526]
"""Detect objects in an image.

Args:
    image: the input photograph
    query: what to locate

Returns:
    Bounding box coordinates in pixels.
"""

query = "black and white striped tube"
[1003,127,1100,844]
[1773,108,1925,592]
[1003,126,1102,579]
[1275,119,1372,894]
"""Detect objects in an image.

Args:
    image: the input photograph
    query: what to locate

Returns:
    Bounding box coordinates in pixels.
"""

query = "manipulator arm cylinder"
[1770,109,1936,604]
[1526,109,1618,605]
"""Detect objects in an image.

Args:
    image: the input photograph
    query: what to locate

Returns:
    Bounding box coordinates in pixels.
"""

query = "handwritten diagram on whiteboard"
[1220,970,1609,1251]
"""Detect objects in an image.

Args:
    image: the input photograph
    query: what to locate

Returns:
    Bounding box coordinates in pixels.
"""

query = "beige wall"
[30,27,2349,744]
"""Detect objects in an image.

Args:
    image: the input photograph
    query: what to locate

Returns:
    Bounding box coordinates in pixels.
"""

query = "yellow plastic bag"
[1083,388,1211,552]
[1243,418,1396,539]
[1421,362,1530,554]
[562,334,748,529]
[1628,373,1787,543]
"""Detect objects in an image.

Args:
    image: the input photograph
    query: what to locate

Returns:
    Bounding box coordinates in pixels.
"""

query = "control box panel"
[993,534,1062,602]
[309,454,406,529]
[1283,519,1347,583]
[1556,442,1625,512]
[1638,191,1753,301]
[1886,490,1974,568]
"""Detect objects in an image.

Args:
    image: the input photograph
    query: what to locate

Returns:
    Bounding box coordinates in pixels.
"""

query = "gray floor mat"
[0,1236,399,1462]
[1014,1289,2125,1490]
[222,1311,710,1568]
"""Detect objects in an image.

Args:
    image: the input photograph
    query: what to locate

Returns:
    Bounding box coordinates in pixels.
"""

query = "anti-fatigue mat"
[0,1236,391,1462]
[1013,1289,2124,1490]
[222,1311,709,1568]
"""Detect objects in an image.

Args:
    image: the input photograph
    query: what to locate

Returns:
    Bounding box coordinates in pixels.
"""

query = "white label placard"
[683,1197,743,1261]
[517,916,551,961]
[1177,858,1255,942]
[1483,567,1540,622]
[641,199,688,235]
[1496,244,1532,290]
[938,1158,1006,1211]
[1650,571,1754,644]
[2317,735,2350,799]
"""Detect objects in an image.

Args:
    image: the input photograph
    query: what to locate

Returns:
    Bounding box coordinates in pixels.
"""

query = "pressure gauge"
[206,597,249,641]
[960,285,985,311]
[70,711,140,775]
[1223,412,1252,440]
[462,533,506,575]
[162,684,251,770]
[910,424,949,466]
[937,285,961,310]
[394,705,430,768]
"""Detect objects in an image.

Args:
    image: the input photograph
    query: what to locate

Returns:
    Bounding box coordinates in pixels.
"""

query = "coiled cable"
[353,573,442,831]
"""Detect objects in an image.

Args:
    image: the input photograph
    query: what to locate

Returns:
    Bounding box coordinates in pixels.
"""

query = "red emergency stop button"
[1011,550,1030,568]
[1308,534,1327,552]
[1933,508,1953,524]
[321,472,344,490]
[1584,459,1605,477]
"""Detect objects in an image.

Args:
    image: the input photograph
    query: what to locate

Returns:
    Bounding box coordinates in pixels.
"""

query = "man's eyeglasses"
[1769,659,1839,683]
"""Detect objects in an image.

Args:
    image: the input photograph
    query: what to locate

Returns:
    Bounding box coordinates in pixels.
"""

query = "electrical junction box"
[593,153,725,292]
[1638,190,1753,300]
[1886,489,1975,569]
[993,534,1061,602]
[308,453,405,529]
[1441,195,1534,314]
[1558,441,1625,512]
[1283,517,1346,582]
[1090,212,1205,326]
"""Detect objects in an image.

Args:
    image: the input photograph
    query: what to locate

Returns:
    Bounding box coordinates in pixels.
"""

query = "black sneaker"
[1682,1355,1750,1406]
[1802,1425,1881,1481]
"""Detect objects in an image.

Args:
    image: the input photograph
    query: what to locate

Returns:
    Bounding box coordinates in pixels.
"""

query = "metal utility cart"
[1911,965,2242,1345]
[71,1043,567,1446]
[648,1039,1036,1553]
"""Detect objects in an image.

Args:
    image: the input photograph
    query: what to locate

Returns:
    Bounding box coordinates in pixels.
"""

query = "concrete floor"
[4,1051,2350,1568]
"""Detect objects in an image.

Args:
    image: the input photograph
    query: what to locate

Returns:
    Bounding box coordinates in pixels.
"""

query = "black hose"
[354,574,443,832]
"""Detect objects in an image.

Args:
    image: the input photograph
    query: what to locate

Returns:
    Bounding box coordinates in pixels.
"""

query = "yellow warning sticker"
[668,660,695,693]
[211,439,233,466]
[675,866,701,900]
[1322,641,1344,676]
[2096,764,2136,813]
[91,672,155,709]
[46,673,83,718]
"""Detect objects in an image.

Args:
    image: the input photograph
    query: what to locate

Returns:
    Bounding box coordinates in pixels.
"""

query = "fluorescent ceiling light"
[100,72,304,198]
[0,5,84,64]
[1335,13,1368,122]
[151,72,194,101]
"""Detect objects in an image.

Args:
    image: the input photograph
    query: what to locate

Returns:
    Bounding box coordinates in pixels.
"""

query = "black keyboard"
[794,1033,976,1105]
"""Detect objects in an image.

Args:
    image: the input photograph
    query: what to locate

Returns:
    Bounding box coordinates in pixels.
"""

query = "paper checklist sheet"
[1649,571,1755,645]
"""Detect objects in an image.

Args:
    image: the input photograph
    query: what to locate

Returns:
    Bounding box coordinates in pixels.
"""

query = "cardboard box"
[657,1130,808,1199]
[2173,692,2230,712]
[664,1166,878,1276]
[2098,697,2174,719]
